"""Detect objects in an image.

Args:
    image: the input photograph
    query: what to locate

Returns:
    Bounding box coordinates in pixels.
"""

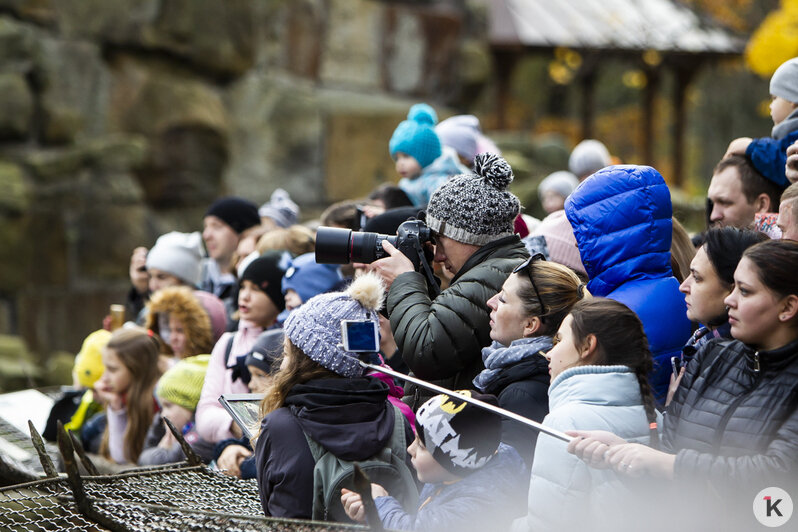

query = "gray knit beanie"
[425,153,520,246]
[568,139,611,178]
[770,57,798,105]
[259,188,299,228]
[145,231,204,286]
[538,171,579,202]
[282,273,384,378]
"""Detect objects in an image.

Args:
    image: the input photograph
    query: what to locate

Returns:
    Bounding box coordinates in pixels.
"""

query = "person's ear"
[754,193,771,213]
[522,317,542,337]
[579,334,598,360]
[778,294,798,322]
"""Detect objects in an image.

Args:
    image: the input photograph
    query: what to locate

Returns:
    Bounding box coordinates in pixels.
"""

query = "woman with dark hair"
[569,239,798,529]
[474,256,585,466]
[669,228,767,404]
[510,298,660,532]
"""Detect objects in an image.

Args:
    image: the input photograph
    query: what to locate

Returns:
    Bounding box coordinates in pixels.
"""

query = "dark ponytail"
[568,298,659,449]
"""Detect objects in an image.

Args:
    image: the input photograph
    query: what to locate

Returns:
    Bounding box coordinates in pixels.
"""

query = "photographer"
[369,153,528,404]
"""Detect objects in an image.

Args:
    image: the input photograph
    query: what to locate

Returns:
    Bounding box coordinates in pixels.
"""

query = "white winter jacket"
[511,365,661,532]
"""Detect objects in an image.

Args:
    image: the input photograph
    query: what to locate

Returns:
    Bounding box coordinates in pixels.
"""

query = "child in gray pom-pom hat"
[725,56,798,189]
[253,273,418,520]
[368,152,529,405]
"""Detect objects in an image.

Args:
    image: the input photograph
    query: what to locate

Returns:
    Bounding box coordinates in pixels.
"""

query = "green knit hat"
[156,355,210,411]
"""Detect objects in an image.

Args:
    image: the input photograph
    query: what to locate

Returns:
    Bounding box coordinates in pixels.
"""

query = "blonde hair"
[670,217,696,283]
[256,225,315,257]
[100,328,161,463]
[518,260,588,336]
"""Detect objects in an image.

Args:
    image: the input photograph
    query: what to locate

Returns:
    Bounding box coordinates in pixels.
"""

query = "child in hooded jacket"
[254,274,415,519]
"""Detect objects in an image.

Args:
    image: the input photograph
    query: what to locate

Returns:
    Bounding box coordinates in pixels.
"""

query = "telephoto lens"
[315,226,397,264]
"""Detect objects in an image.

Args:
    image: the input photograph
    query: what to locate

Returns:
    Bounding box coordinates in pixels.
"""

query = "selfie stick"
[353,357,573,443]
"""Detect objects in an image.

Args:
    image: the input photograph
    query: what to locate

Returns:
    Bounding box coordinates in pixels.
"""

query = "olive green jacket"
[387,235,528,406]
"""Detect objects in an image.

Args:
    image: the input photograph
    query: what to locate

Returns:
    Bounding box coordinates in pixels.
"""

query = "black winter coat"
[478,356,549,468]
[387,235,528,405]
[665,337,798,486]
[254,377,413,519]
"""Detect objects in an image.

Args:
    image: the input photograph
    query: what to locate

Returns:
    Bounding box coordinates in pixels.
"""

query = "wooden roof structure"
[487,0,746,185]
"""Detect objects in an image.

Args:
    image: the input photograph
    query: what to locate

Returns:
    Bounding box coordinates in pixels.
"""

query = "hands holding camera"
[366,240,415,289]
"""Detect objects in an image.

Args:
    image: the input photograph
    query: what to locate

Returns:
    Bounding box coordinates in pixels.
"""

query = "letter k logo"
[765,496,784,518]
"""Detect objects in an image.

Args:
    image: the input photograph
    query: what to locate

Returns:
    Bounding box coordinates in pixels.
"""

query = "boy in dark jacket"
[341,390,527,532]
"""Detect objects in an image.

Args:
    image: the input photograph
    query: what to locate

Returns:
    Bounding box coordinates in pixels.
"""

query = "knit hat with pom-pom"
[283,273,384,378]
[389,103,442,169]
[426,153,521,246]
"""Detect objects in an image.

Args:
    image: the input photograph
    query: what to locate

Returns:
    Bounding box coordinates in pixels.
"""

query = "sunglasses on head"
[512,253,548,322]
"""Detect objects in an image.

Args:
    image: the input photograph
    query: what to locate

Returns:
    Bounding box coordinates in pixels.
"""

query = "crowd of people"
[43,57,798,531]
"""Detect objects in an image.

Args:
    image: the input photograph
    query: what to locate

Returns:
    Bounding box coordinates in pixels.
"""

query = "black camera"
[315,219,432,270]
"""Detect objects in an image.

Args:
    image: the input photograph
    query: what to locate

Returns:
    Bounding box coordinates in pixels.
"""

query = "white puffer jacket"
[511,365,661,532]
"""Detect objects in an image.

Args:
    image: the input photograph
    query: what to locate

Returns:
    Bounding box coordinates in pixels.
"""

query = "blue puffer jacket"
[564,165,691,405]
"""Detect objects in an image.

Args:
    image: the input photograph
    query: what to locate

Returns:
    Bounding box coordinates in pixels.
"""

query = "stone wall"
[0,0,492,378]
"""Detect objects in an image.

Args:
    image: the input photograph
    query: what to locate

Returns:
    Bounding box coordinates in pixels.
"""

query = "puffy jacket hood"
[285,377,393,461]
[565,165,673,296]
[145,286,213,357]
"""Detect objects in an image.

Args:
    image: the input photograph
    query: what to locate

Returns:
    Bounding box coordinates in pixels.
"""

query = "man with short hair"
[707,155,784,228]
[369,154,528,404]
[778,182,798,240]
[200,196,261,328]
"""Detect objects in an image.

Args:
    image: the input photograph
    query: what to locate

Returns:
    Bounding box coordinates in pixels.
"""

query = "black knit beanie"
[205,196,260,234]
[239,252,286,311]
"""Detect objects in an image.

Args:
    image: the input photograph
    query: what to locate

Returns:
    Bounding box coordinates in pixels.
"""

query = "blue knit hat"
[283,274,384,378]
[389,103,442,169]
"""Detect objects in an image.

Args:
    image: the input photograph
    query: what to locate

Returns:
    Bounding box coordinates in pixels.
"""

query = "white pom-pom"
[347,272,385,311]
[474,153,513,190]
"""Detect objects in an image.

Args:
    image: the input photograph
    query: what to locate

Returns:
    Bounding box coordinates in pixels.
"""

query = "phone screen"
[342,320,379,352]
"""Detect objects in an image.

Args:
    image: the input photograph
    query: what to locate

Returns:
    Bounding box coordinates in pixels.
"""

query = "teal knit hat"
[389,103,442,169]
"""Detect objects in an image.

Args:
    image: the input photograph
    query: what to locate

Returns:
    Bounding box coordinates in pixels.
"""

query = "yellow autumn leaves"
[746,0,798,77]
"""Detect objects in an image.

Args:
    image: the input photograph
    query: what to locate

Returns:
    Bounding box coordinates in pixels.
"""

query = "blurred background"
[0,0,793,389]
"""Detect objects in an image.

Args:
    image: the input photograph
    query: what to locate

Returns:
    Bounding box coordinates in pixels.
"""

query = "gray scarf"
[772,107,798,140]
[473,336,553,392]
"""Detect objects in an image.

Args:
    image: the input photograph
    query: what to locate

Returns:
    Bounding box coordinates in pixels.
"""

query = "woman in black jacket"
[473,256,585,466]
[568,239,798,528]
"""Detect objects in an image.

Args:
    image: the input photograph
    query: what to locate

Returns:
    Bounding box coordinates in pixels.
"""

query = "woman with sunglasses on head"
[568,239,798,529]
[510,298,661,532]
[474,255,585,466]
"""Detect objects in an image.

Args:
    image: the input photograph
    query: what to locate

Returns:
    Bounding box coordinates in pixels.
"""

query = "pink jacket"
[195,320,263,442]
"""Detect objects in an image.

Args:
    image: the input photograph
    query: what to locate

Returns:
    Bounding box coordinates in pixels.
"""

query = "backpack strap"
[381,404,408,462]
[224,332,235,361]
